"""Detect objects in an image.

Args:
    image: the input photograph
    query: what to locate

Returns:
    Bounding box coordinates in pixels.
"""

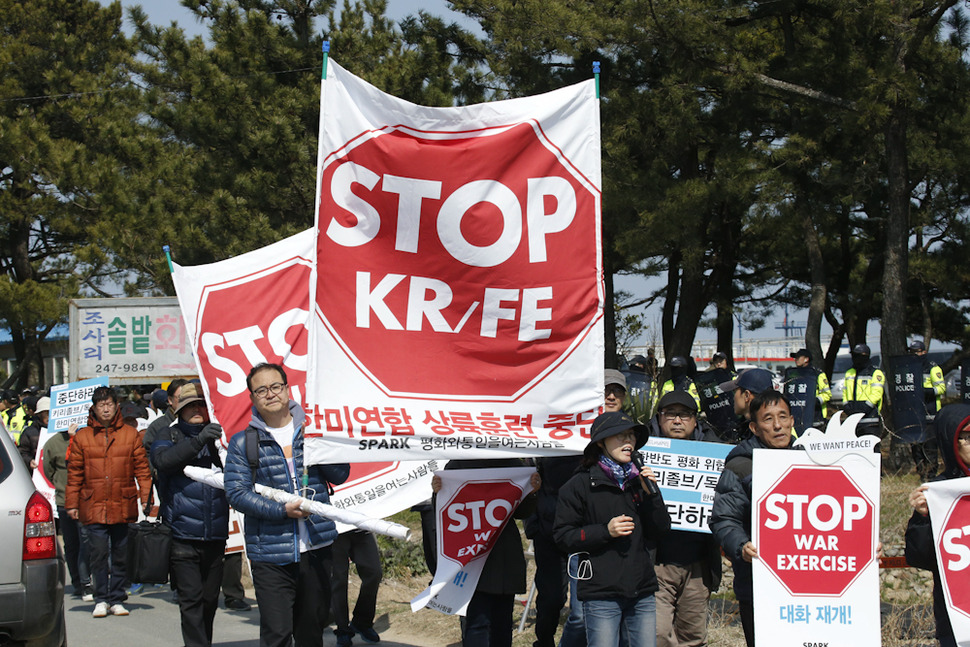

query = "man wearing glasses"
[224,363,350,647]
[650,391,723,647]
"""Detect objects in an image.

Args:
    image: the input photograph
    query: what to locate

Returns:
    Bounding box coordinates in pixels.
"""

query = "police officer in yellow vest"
[660,356,701,410]
[1,390,28,443]
[786,348,832,419]
[843,344,885,436]
[910,341,946,413]
[909,340,947,478]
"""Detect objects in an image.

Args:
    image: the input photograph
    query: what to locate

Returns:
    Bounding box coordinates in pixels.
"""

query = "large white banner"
[410,467,535,615]
[925,477,970,646]
[171,230,433,528]
[307,60,604,464]
[752,448,881,646]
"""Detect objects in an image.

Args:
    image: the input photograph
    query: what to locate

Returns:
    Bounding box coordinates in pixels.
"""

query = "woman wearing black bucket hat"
[553,411,670,647]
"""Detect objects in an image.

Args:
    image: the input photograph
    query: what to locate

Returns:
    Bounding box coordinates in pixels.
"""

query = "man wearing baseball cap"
[650,391,722,647]
[719,368,776,428]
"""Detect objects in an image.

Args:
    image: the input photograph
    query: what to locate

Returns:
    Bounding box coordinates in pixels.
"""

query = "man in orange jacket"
[65,386,152,618]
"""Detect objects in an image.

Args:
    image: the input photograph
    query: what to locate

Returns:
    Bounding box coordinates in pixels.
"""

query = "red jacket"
[64,406,152,525]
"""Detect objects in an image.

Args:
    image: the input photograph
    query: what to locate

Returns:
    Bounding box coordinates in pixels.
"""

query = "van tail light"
[23,491,56,561]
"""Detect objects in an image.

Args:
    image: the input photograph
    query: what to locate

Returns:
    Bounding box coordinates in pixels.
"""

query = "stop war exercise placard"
[752,449,881,646]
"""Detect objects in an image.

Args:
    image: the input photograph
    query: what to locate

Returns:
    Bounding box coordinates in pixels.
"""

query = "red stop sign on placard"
[758,465,875,596]
[316,123,601,399]
[440,480,524,567]
[195,260,311,436]
[937,494,970,618]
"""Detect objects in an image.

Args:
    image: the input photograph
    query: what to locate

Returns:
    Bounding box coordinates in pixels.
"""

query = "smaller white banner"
[49,377,108,433]
[411,467,535,615]
[642,438,731,533]
[925,477,970,647]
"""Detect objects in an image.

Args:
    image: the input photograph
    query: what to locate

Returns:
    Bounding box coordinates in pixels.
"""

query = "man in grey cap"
[604,368,627,414]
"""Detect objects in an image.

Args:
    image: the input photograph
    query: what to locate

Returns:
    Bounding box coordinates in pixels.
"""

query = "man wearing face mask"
[150,383,229,647]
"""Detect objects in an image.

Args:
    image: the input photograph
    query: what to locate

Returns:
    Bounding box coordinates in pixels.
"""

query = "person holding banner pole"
[905,404,970,647]
[224,362,350,647]
[554,411,670,647]
[710,390,796,647]
[150,383,229,647]
[431,458,540,647]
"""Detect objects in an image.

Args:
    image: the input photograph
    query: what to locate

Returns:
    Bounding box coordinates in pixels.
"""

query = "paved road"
[63,586,437,647]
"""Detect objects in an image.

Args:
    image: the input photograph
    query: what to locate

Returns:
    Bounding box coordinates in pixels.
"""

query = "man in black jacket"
[710,390,796,647]
[150,383,229,647]
[651,391,723,647]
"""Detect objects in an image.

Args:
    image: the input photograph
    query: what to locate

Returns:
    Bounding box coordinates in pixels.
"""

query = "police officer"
[843,344,885,437]
[1,390,28,443]
[909,340,947,478]
[661,356,701,410]
[784,349,831,428]
[696,352,743,443]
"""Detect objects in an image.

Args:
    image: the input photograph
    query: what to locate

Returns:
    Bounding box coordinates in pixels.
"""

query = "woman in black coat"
[554,412,670,647]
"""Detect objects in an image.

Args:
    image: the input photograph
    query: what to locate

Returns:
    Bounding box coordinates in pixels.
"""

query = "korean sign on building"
[69,297,196,383]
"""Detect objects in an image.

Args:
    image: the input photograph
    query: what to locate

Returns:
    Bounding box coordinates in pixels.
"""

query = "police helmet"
[851,343,871,357]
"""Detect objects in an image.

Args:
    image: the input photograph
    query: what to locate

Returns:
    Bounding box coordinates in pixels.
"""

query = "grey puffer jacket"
[224,401,350,565]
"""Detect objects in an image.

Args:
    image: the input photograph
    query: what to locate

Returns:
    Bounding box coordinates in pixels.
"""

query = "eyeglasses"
[252,382,286,399]
[661,409,696,421]
[605,385,626,398]
[958,434,970,445]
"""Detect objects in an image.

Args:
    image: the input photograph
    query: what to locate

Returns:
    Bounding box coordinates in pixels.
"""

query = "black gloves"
[197,423,223,445]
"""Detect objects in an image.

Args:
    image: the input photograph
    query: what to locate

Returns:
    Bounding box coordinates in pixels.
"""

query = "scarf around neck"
[598,454,639,490]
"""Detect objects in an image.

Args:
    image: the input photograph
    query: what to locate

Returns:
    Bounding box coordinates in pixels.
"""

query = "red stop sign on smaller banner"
[196,261,311,436]
[440,481,524,567]
[758,465,875,597]
[937,494,970,619]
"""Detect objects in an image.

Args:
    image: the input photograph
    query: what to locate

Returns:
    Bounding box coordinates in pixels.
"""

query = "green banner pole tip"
[163,245,174,274]
[322,40,330,79]
[593,61,601,99]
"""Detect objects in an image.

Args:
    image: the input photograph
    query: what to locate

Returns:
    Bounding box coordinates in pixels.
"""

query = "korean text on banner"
[752,449,881,647]
[308,59,604,464]
[642,437,730,533]
[411,467,535,615]
[171,228,436,525]
[925,477,970,647]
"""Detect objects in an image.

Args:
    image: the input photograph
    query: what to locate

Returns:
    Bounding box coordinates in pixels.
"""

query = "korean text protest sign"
[69,298,195,383]
[33,377,110,507]
[171,229,435,527]
[752,449,880,647]
[307,60,603,464]
[925,477,970,646]
[642,437,730,533]
[411,467,535,615]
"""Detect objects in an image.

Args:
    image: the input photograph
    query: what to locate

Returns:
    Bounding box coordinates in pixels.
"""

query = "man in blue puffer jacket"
[151,382,229,647]
[224,363,350,647]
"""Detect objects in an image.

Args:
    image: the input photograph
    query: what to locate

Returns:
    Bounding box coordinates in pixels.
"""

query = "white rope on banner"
[183,466,412,541]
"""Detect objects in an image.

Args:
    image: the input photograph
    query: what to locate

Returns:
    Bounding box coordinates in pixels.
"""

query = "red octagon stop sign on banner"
[757,465,875,597]
[195,261,311,437]
[316,123,600,399]
[440,480,525,567]
[937,494,970,619]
